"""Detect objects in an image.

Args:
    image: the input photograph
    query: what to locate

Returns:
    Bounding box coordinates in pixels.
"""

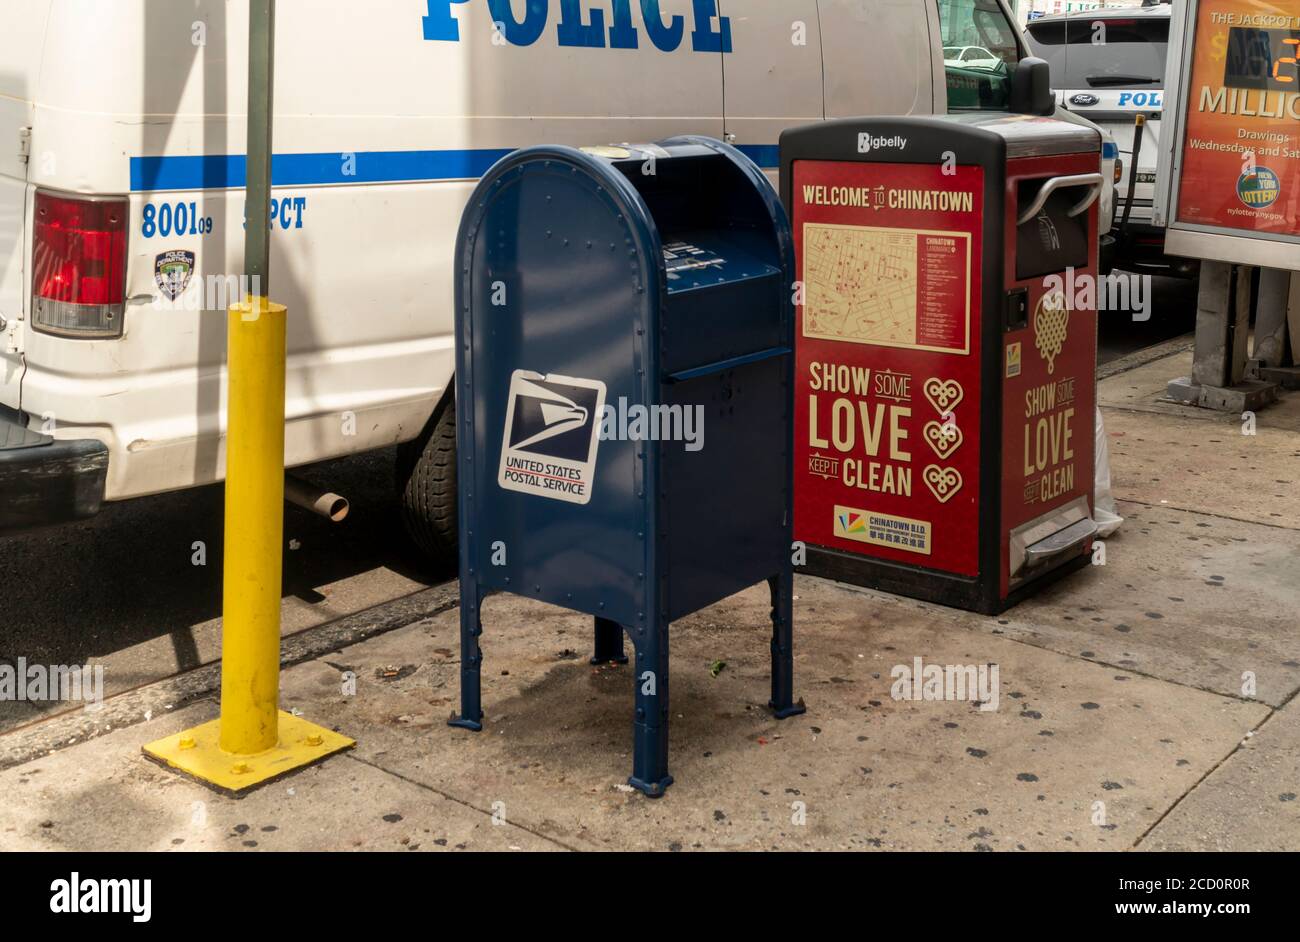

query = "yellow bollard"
[220,297,287,755]
[144,298,353,793]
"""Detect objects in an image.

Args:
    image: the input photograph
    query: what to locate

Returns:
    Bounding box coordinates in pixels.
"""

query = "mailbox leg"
[448,585,484,731]
[591,617,629,665]
[628,618,673,798]
[768,572,806,719]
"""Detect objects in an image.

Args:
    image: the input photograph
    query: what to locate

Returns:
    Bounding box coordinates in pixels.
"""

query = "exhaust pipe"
[284,475,349,523]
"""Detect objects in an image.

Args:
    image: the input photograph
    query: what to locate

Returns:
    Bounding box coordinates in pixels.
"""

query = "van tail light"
[32,191,129,339]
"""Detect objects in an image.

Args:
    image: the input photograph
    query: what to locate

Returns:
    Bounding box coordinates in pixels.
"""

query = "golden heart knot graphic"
[1033,291,1070,375]
[924,420,963,460]
[923,465,963,504]
[923,378,964,415]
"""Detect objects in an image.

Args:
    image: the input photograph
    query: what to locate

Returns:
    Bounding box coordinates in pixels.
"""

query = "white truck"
[1024,3,1189,276]
[0,0,1105,566]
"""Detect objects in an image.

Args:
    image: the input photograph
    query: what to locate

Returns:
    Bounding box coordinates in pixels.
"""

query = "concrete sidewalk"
[2,347,1297,852]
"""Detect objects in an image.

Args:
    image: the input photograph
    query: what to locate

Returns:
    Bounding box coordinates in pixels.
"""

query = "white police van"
[0,0,1107,565]
[1025,3,1185,276]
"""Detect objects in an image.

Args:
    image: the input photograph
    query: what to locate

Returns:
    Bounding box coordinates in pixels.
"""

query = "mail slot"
[451,137,805,796]
[780,115,1104,614]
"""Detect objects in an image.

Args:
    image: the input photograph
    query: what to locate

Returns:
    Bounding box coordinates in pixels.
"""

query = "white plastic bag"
[1093,405,1123,537]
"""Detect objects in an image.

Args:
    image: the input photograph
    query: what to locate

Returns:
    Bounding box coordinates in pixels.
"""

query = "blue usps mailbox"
[451,137,804,796]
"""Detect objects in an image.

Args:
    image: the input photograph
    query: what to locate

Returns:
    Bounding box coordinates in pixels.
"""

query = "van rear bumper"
[0,406,108,535]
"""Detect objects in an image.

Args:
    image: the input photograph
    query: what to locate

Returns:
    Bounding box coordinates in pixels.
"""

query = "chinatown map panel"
[802,223,972,354]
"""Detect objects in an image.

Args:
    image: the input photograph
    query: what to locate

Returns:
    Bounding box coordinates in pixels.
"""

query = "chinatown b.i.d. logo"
[1033,291,1070,375]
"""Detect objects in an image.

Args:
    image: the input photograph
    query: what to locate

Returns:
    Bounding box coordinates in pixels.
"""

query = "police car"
[1025,2,1191,276]
[1,0,1112,565]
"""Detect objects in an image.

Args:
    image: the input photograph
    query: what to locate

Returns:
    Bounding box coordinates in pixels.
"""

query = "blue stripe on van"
[130,145,782,192]
[129,149,516,192]
[736,144,779,169]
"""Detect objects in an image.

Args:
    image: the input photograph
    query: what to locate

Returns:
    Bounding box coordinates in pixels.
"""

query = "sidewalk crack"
[826,579,1300,708]
[1130,699,1288,850]
[342,753,581,852]
[1117,496,1300,532]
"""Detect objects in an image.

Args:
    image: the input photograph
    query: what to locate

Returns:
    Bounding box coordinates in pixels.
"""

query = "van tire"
[396,393,458,571]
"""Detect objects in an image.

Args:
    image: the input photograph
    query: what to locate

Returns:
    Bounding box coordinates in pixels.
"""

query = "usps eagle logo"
[154,250,195,302]
[498,370,606,505]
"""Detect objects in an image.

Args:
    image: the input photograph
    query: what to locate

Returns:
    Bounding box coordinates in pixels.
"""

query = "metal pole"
[144,0,353,789]
[1118,114,1145,237]
[245,0,274,300]
[219,0,281,757]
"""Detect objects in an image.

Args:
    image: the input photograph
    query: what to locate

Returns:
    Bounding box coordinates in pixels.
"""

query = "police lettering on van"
[422,0,733,52]
[1116,91,1163,110]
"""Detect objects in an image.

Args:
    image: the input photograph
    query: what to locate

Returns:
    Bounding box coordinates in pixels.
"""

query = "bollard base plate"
[143,711,354,795]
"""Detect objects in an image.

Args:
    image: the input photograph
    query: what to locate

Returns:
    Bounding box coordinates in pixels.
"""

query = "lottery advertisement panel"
[1172,0,1300,240]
